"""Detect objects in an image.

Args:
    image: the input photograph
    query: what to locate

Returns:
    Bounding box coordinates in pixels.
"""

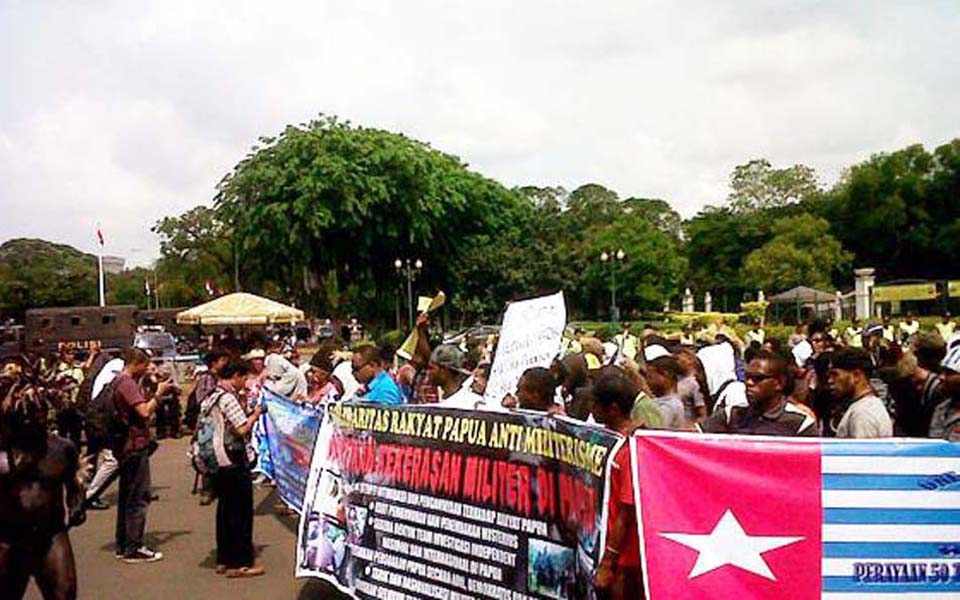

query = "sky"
[1,1,958,266]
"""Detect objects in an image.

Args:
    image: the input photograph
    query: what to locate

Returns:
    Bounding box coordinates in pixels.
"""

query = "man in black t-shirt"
[703,351,818,437]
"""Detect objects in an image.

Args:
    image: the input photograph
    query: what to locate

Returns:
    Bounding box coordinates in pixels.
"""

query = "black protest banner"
[296,404,621,600]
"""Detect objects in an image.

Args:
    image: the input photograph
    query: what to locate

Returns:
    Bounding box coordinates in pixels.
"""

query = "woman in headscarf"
[262,354,307,401]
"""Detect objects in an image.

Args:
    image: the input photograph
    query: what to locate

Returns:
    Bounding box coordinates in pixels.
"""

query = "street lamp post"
[600,248,626,323]
[394,258,423,331]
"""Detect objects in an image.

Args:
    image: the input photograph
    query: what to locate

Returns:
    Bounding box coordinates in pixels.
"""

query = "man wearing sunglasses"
[702,350,818,436]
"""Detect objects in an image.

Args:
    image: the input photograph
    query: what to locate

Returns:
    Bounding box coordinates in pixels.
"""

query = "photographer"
[151,364,182,439]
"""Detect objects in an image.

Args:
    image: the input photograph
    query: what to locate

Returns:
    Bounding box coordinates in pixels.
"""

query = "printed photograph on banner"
[528,538,576,599]
[297,403,621,599]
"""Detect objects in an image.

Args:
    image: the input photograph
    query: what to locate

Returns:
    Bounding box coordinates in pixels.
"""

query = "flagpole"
[98,252,105,307]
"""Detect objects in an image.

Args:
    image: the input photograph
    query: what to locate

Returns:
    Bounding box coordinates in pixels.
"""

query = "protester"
[674,349,707,423]
[844,319,863,348]
[429,344,471,400]
[185,350,230,431]
[591,370,642,600]
[580,337,605,371]
[185,350,230,505]
[644,356,686,430]
[702,351,818,436]
[151,363,181,439]
[305,344,341,404]
[696,342,748,412]
[330,350,360,401]
[936,312,955,341]
[263,353,308,401]
[888,349,945,437]
[53,346,85,448]
[514,367,561,414]
[0,372,85,600]
[899,311,920,343]
[745,320,765,346]
[352,346,403,405]
[826,348,893,438]
[84,354,126,511]
[241,348,266,401]
[432,345,482,409]
[787,323,806,348]
[612,323,639,361]
[113,348,168,563]
[881,315,896,343]
[203,359,266,578]
[930,333,960,441]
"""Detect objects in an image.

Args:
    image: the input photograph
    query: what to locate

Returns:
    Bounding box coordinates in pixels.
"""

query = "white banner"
[483,291,566,404]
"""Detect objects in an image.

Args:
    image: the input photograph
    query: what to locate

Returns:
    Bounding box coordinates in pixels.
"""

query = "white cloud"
[1,0,958,265]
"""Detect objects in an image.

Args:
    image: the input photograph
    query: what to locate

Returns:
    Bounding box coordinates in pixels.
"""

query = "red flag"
[633,433,822,600]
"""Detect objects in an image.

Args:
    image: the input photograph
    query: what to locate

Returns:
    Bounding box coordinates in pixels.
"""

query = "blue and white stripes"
[821,439,960,599]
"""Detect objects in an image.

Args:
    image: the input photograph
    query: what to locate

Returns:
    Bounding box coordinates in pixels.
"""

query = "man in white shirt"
[936,313,955,341]
[899,312,921,342]
[745,320,765,346]
[86,356,125,510]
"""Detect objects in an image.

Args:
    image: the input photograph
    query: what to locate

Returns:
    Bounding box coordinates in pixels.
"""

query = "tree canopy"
[3,113,960,328]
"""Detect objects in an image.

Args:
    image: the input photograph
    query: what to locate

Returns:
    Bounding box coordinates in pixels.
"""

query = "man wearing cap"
[930,333,960,441]
[430,344,477,407]
[827,348,893,438]
[703,351,818,436]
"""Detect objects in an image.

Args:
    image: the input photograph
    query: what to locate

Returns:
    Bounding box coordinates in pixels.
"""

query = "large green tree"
[579,210,687,316]
[741,215,851,292]
[820,141,960,280]
[728,159,820,213]
[0,239,98,319]
[214,115,522,322]
[152,206,234,306]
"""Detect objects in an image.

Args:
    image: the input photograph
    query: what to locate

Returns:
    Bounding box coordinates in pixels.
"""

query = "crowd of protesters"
[3,308,960,599]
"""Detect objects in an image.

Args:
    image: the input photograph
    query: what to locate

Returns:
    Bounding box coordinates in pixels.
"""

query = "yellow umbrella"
[176,292,304,326]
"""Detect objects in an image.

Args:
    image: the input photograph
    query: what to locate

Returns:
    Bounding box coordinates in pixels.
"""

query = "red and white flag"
[632,432,960,599]
[633,432,823,600]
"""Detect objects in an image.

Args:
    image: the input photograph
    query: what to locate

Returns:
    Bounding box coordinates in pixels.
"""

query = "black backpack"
[83,378,127,453]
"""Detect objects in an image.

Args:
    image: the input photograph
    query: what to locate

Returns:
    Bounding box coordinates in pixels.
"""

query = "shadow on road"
[297,579,351,600]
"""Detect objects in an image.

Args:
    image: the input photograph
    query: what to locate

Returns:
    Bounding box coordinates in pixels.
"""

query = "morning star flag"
[632,432,960,600]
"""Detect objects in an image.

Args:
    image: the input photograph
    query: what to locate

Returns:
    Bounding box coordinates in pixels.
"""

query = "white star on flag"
[660,509,804,581]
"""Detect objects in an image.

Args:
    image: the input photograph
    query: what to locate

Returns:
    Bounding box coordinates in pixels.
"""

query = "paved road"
[24,437,344,600]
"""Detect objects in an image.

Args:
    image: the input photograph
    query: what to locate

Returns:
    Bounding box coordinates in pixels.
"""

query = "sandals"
[224,565,265,578]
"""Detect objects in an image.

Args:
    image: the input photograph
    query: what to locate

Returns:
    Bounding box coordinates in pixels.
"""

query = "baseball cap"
[430,344,471,375]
